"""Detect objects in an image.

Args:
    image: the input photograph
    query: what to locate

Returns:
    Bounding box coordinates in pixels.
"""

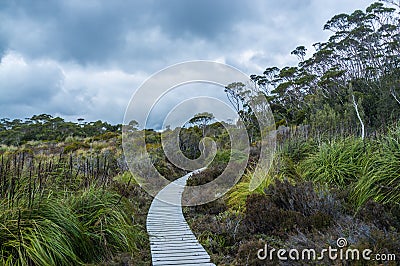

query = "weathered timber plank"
[146,170,215,266]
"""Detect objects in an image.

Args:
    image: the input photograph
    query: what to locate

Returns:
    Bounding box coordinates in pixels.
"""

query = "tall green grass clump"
[0,188,146,265]
[300,138,366,187]
[0,198,85,266]
[68,188,146,261]
[279,138,317,164]
[354,127,400,207]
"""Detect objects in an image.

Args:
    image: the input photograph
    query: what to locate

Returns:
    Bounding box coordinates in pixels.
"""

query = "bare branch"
[352,94,365,140]
[390,87,400,105]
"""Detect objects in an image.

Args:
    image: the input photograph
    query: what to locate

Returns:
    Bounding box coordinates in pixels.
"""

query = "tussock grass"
[299,138,366,187]
[0,189,146,265]
[227,164,281,211]
[0,151,147,265]
[68,188,145,260]
[354,128,400,207]
[0,198,86,265]
[279,138,317,163]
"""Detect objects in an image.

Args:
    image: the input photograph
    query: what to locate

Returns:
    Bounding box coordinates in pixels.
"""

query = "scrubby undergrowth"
[185,132,400,265]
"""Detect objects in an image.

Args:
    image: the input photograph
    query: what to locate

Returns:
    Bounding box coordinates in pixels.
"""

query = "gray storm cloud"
[0,0,372,124]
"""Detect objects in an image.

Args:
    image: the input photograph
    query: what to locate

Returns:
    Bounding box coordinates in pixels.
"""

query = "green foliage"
[226,181,253,212]
[300,138,366,187]
[250,1,400,133]
[210,149,247,167]
[91,132,120,142]
[226,167,277,212]
[279,138,317,163]
[0,114,121,145]
[63,141,90,153]
[211,150,231,165]
[354,126,400,207]
[226,140,313,212]
[0,146,148,265]
[0,188,146,265]
[188,113,215,137]
[113,171,138,185]
[68,188,146,260]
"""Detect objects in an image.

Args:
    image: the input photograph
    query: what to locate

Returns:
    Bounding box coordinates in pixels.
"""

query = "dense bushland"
[185,130,400,265]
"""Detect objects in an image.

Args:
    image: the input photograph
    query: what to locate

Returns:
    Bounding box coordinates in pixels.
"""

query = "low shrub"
[186,163,225,186]
[91,132,119,141]
[187,198,228,216]
[244,181,338,237]
[63,141,90,153]
[210,149,248,167]
[233,238,279,266]
[186,210,246,265]
[355,200,395,230]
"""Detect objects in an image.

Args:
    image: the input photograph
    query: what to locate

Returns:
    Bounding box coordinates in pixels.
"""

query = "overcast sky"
[0,0,373,126]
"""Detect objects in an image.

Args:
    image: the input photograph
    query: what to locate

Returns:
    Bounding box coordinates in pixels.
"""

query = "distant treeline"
[0,114,121,145]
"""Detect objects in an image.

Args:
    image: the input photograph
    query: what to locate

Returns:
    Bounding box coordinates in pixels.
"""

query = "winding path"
[146,171,215,266]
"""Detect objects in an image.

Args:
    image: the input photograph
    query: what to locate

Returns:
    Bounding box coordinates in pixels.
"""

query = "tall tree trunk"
[390,87,400,105]
[352,94,365,140]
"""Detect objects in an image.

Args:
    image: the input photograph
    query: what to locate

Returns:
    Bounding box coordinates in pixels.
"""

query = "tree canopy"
[246,1,400,138]
[188,112,215,137]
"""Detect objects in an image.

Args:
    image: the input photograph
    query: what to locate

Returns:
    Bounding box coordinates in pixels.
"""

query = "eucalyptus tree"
[188,112,215,138]
[250,1,400,137]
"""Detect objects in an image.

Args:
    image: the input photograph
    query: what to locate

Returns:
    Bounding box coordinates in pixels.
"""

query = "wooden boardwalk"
[146,171,215,266]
